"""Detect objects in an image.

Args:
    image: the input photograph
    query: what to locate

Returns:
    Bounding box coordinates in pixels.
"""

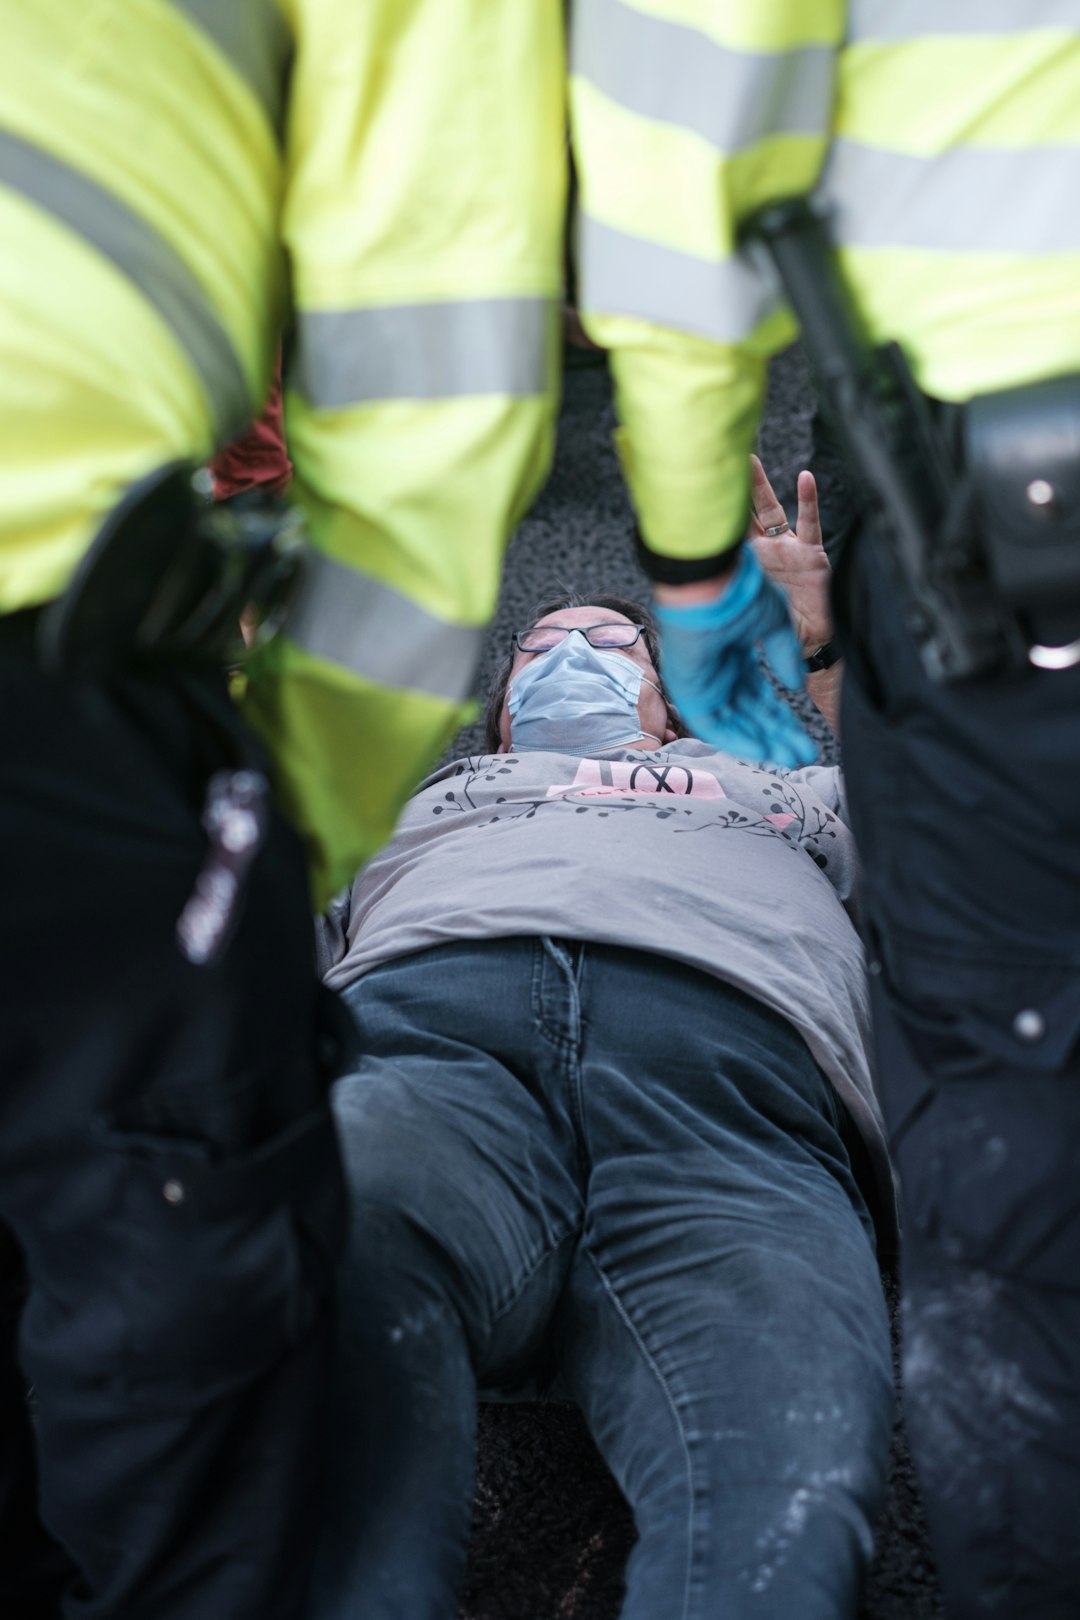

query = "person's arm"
[570,0,844,570]
[569,1,846,760]
[243,1,566,907]
[804,662,842,736]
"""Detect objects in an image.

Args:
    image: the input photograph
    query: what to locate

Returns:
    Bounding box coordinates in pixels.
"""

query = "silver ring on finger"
[763,522,790,537]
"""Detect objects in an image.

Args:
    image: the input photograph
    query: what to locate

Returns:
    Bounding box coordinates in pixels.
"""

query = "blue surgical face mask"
[507,632,664,753]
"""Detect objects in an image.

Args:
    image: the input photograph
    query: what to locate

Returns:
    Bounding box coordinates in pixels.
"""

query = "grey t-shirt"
[321,740,896,1248]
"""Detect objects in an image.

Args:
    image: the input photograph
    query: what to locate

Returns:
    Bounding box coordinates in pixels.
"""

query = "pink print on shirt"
[546,759,797,828]
[547,759,726,799]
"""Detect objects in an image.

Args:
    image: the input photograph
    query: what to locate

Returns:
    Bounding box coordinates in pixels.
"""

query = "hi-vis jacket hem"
[287,554,485,705]
[293,297,557,410]
[574,0,836,156]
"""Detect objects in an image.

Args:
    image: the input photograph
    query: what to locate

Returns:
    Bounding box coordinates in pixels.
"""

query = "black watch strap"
[804,640,840,672]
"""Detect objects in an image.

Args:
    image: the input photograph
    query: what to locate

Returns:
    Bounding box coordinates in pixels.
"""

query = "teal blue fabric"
[655,545,816,766]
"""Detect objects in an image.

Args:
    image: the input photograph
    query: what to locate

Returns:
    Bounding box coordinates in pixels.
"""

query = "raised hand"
[747,455,833,654]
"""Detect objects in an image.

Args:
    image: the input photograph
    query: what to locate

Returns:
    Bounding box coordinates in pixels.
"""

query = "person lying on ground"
[310,464,895,1620]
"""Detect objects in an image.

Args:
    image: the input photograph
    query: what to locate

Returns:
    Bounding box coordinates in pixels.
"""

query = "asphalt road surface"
[455,345,945,1620]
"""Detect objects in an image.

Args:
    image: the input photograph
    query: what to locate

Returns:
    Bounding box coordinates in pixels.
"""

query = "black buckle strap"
[36,462,305,678]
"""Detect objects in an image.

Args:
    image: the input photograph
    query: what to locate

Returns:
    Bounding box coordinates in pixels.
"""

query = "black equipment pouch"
[35,462,309,965]
[742,197,1080,682]
[965,376,1080,668]
[37,461,306,678]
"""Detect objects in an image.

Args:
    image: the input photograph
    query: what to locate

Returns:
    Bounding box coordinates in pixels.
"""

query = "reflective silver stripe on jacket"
[820,138,1080,253]
[579,215,779,345]
[848,0,1080,44]
[171,0,292,129]
[573,0,835,151]
[288,553,485,703]
[0,128,251,438]
[292,297,556,410]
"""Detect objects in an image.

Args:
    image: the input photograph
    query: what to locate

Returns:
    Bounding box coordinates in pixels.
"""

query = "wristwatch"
[804,640,840,672]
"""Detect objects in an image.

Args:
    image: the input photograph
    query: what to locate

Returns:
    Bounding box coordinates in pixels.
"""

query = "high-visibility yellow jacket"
[0,0,565,905]
[570,0,1080,577]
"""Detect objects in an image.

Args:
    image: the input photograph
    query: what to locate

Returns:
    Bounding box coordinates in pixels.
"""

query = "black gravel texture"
[454,347,944,1619]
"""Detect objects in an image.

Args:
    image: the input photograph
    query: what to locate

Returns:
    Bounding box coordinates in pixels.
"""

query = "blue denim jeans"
[312,938,892,1620]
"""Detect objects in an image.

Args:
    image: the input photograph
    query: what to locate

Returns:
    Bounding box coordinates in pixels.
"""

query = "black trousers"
[0,633,345,1619]
[836,533,1080,1618]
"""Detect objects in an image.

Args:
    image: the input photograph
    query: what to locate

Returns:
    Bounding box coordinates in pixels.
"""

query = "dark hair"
[481,591,688,752]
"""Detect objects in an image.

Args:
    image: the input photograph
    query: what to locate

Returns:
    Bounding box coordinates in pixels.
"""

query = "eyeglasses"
[512,621,655,658]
